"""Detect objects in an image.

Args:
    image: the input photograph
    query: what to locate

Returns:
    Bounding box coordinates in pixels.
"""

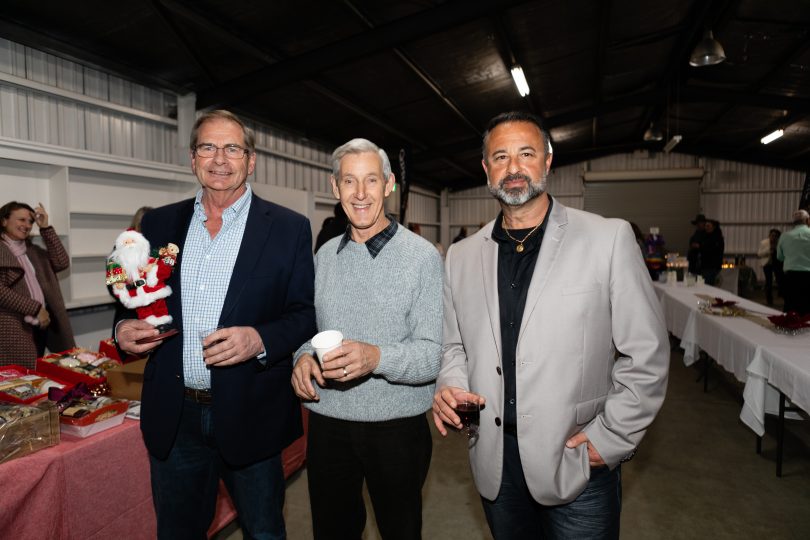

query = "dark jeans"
[763,263,783,305]
[783,270,810,315]
[306,411,432,540]
[149,398,286,540]
[482,432,621,540]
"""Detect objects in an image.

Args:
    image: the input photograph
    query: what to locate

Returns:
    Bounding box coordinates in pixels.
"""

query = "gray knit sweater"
[294,226,443,421]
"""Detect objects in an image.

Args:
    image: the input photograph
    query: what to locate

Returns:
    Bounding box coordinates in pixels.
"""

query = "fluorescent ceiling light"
[510,66,530,97]
[663,135,682,153]
[760,129,784,145]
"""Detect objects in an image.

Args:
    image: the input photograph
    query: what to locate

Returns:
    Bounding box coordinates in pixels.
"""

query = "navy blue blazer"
[133,193,316,466]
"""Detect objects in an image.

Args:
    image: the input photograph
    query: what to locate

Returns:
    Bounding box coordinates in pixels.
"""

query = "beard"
[487,171,547,206]
[115,241,150,282]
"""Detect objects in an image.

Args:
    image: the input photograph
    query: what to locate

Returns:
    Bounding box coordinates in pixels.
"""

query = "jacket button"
[495,417,502,426]
[496,366,502,375]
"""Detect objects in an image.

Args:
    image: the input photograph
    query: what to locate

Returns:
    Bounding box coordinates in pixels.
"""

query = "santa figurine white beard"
[109,229,175,329]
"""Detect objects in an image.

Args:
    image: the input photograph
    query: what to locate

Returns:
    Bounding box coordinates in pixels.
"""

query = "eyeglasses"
[194,143,250,159]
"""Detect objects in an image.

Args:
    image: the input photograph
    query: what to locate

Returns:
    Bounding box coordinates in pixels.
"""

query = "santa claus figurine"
[106,229,179,335]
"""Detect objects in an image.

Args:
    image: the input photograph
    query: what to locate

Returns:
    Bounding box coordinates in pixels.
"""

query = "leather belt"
[503,423,518,437]
[184,387,212,404]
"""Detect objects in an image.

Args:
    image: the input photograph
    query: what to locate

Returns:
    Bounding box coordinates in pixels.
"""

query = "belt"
[184,387,212,404]
[503,423,517,437]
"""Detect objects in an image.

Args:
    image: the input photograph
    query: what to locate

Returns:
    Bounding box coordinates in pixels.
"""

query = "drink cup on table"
[311,330,343,366]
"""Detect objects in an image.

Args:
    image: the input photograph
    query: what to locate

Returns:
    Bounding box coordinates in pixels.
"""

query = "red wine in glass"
[455,401,480,437]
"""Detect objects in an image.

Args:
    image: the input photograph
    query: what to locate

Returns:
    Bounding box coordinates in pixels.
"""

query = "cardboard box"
[105,359,147,401]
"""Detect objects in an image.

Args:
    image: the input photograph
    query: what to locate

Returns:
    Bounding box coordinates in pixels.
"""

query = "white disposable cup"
[312,330,343,365]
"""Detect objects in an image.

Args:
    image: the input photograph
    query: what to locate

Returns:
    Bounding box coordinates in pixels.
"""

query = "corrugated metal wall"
[0,38,178,163]
[702,159,804,278]
[405,188,440,243]
[448,152,805,280]
[250,126,332,193]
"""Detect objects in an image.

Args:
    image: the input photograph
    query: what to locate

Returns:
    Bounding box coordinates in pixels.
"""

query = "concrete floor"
[219,286,810,539]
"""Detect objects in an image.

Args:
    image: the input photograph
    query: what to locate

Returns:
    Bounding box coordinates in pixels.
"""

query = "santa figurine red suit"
[106,229,178,331]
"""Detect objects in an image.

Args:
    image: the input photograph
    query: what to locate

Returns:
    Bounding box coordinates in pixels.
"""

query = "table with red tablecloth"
[0,410,308,540]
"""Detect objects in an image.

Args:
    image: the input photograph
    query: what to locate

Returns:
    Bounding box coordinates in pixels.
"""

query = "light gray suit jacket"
[438,199,669,505]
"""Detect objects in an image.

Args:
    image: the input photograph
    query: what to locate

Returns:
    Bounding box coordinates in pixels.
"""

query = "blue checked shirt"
[181,184,252,389]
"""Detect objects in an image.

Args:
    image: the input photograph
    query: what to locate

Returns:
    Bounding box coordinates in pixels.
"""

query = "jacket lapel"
[518,199,568,343]
[480,223,502,363]
[166,200,195,332]
[218,197,273,324]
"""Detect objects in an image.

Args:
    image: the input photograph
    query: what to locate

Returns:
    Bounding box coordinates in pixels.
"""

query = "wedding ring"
[343,366,348,377]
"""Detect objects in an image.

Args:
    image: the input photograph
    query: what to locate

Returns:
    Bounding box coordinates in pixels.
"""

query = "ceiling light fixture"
[760,129,784,145]
[510,65,530,97]
[643,123,663,142]
[663,135,682,153]
[689,30,726,67]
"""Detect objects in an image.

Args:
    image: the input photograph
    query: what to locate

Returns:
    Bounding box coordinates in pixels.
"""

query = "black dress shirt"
[491,199,553,430]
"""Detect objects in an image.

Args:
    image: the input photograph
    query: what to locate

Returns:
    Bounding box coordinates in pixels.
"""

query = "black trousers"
[783,270,810,315]
[306,411,432,540]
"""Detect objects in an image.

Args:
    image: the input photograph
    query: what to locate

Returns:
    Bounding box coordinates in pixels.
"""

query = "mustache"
[498,173,534,187]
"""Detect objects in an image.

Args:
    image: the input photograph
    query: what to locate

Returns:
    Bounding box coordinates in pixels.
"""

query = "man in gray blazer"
[433,111,669,539]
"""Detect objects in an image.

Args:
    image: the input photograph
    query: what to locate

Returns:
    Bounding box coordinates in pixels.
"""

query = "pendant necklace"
[502,216,542,253]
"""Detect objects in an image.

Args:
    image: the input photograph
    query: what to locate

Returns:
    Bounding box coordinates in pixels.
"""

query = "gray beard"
[487,172,547,206]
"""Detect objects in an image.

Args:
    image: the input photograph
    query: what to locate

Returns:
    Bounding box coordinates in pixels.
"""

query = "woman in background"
[130,205,153,232]
[758,228,783,306]
[0,201,75,368]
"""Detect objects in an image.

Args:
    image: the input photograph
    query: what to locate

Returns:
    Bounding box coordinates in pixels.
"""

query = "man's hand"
[203,326,264,366]
[117,319,163,355]
[291,354,325,401]
[320,340,379,382]
[565,431,606,467]
[432,385,486,436]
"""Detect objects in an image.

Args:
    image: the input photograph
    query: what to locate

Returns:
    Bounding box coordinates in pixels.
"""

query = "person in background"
[130,206,153,232]
[452,226,468,244]
[687,213,706,275]
[0,202,75,368]
[758,228,783,306]
[408,222,423,236]
[433,111,669,539]
[777,209,810,315]
[291,138,442,540]
[700,219,725,286]
[629,221,646,256]
[314,202,348,253]
[115,110,316,539]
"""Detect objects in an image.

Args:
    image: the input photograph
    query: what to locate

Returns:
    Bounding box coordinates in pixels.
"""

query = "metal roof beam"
[146,0,217,85]
[198,0,531,108]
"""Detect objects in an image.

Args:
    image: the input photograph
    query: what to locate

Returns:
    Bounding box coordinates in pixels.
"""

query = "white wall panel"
[0,38,178,165]
[588,151,699,171]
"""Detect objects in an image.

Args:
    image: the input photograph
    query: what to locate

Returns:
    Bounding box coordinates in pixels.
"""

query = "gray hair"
[331,138,392,179]
[793,209,810,224]
[190,109,255,153]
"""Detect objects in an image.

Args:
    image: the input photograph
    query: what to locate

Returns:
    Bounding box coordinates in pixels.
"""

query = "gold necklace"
[502,217,542,253]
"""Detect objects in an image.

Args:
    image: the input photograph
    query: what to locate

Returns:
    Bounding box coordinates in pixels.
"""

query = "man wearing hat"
[687,213,706,275]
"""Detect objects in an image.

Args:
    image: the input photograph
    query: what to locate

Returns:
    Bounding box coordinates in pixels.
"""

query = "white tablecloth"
[653,281,809,435]
[741,340,810,436]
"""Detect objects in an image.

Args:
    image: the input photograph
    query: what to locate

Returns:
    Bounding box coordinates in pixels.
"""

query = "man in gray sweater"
[292,138,443,540]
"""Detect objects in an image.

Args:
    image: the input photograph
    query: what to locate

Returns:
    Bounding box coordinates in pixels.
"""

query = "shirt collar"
[491,197,553,246]
[194,184,252,221]
[337,217,398,258]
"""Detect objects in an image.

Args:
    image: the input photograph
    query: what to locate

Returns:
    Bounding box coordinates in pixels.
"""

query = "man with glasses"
[116,110,316,539]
